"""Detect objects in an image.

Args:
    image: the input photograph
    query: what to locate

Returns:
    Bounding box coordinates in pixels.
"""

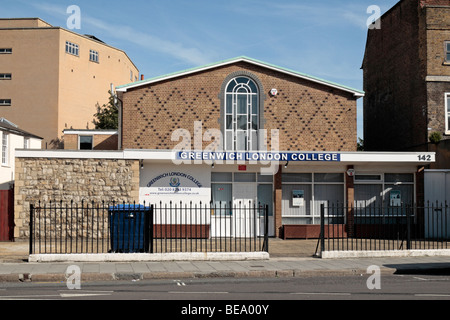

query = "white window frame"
[65,41,79,56]
[354,173,415,216]
[224,77,259,151]
[78,135,93,150]
[281,172,345,224]
[445,41,450,63]
[0,48,12,54]
[23,137,30,149]
[2,132,9,166]
[89,49,99,63]
[446,93,450,134]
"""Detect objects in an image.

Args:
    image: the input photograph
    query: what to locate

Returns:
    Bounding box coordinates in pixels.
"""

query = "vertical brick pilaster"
[346,165,355,237]
[273,165,283,238]
[416,166,426,238]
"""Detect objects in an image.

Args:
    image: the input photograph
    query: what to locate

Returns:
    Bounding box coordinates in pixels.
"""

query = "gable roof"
[116,56,364,98]
[0,118,43,140]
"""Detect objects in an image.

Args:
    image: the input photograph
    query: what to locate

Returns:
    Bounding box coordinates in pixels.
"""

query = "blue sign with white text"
[177,151,341,162]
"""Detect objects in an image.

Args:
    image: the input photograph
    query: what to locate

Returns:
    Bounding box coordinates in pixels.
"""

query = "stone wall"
[14,157,139,239]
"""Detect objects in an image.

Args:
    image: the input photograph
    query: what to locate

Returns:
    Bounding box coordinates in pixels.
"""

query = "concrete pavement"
[0,239,450,283]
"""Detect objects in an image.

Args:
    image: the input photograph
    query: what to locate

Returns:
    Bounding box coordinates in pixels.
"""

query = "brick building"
[13,56,435,240]
[118,57,360,152]
[362,0,450,168]
[113,56,433,238]
[63,129,119,150]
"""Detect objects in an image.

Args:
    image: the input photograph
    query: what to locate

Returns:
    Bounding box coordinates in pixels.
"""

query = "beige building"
[0,18,139,148]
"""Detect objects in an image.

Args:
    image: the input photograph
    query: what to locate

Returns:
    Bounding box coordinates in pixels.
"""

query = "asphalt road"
[1,273,450,303]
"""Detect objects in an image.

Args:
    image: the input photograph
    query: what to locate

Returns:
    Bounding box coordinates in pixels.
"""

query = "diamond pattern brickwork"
[122,62,357,152]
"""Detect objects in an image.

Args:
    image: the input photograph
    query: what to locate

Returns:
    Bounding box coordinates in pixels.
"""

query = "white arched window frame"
[224,77,259,151]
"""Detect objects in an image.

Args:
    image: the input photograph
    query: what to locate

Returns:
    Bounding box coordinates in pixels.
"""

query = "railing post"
[406,205,411,250]
[148,204,154,253]
[320,203,325,257]
[263,204,269,253]
[29,204,34,255]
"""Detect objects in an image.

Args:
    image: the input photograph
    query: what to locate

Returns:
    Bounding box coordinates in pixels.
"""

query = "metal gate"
[0,189,14,241]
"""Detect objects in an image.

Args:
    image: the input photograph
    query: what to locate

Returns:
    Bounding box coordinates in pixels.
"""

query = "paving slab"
[1,240,450,283]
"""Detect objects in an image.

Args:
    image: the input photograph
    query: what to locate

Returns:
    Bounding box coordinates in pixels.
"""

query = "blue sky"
[2,0,400,139]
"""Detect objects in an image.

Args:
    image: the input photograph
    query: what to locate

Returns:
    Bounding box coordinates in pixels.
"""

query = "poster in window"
[390,190,402,207]
[292,190,304,207]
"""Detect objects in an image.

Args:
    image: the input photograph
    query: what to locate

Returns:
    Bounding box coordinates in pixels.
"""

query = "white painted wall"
[425,170,450,204]
[0,130,42,190]
[424,170,450,239]
[139,162,212,207]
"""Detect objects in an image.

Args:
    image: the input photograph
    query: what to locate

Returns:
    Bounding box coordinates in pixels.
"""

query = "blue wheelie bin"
[109,204,151,253]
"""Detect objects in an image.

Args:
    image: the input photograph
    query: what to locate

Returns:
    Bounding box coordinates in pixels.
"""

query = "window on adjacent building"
[65,41,79,56]
[446,42,450,63]
[224,77,259,151]
[0,48,12,54]
[23,137,30,149]
[79,135,93,150]
[1,133,9,166]
[0,74,12,80]
[89,49,99,63]
[0,99,11,106]
[446,93,450,134]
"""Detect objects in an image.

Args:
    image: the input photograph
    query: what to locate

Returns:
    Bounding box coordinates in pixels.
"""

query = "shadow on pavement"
[384,263,450,275]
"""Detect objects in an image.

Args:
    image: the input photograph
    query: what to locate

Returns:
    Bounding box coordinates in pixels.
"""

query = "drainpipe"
[111,83,123,150]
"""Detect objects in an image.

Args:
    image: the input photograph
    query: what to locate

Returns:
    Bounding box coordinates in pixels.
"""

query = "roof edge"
[116,56,364,98]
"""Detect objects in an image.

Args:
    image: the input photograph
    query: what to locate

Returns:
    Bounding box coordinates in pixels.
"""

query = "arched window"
[224,77,259,151]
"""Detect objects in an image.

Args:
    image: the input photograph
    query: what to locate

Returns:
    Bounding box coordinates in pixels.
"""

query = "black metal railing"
[152,201,269,254]
[29,201,269,255]
[317,202,449,255]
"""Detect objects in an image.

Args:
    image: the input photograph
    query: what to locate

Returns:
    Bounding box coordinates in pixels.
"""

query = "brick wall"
[364,0,450,152]
[64,133,119,150]
[14,157,139,239]
[64,134,78,150]
[420,0,450,6]
[93,134,118,150]
[424,6,450,76]
[363,0,428,151]
[427,82,450,134]
[122,61,357,152]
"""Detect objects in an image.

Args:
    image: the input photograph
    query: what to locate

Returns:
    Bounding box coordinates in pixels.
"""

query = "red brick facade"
[363,0,450,163]
[121,61,358,152]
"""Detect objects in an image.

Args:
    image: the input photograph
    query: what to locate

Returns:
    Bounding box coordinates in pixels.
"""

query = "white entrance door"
[233,183,257,237]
